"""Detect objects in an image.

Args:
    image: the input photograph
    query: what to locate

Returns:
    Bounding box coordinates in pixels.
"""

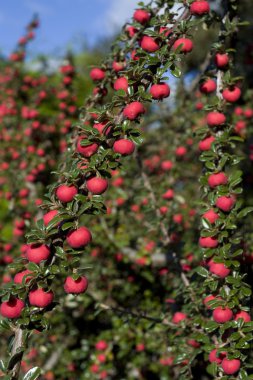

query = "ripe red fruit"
[90,68,105,81]
[215,195,235,212]
[0,298,25,318]
[208,349,226,364]
[43,210,58,226]
[172,312,187,324]
[222,86,241,103]
[190,1,210,15]
[215,53,229,68]
[86,177,108,195]
[29,288,54,308]
[123,101,145,120]
[64,276,88,294]
[159,26,172,37]
[56,184,77,203]
[203,295,216,309]
[173,214,183,224]
[213,307,233,323]
[199,79,216,93]
[113,139,135,156]
[66,226,92,249]
[209,262,230,278]
[221,358,241,375]
[133,9,151,24]
[173,38,193,53]
[126,26,138,37]
[206,111,226,126]
[150,83,170,99]
[198,136,215,151]
[114,77,128,92]
[14,269,33,284]
[176,146,187,157]
[76,137,99,157]
[208,172,228,188]
[26,244,50,264]
[187,339,200,348]
[140,36,160,52]
[112,61,125,72]
[160,206,168,215]
[199,237,218,248]
[162,189,174,200]
[95,340,108,350]
[202,209,219,224]
[161,160,173,171]
[234,310,251,322]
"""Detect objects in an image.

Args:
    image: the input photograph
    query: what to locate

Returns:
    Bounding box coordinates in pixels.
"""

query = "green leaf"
[237,207,253,219]
[61,222,74,231]
[195,267,209,278]
[23,367,42,380]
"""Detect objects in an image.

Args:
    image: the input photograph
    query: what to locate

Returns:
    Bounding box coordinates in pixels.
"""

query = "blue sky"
[0,0,146,57]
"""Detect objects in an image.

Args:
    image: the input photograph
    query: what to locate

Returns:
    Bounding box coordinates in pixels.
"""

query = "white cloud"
[103,0,149,34]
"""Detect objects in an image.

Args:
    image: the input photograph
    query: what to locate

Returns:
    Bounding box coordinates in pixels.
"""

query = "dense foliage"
[1,1,253,379]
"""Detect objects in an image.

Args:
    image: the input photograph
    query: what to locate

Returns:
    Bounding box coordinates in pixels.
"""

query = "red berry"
[173,214,183,224]
[208,349,226,364]
[208,172,228,188]
[199,237,218,248]
[150,83,170,99]
[90,68,105,81]
[114,77,128,92]
[209,262,230,278]
[159,27,172,37]
[93,122,110,135]
[202,209,219,224]
[206,111,226,126]
[172,312,187,324]
[221,358,241,375]
[213,307,233,323]
[86,177,108,195]
[43,210,58,226]
[14,269,33,284]
[234,310,251,322]
[215,195,235,212]
[26,244,50,264]
[95,340,108,350]
[173,38,193,53]
[29,288,54,308]
[112,61,125,72]
[199,79,216,93]
[190,1,210,15]
[126,26,138,37]
[198,136,215,151]
[222,86,241,103]
[187,339,200,348]
[140,36,160,52]
[161,160,173,171]
[66,226,92,249]
[133,9,151,24]
[215,53,229,68]
[162,189,174,200]
[0,297,25,318]
[176,146,187,157]
[113,139,135,156]
[76,137,99,157]
[123,101,145,120]
[203,295,216,309]
[56,184,78,203]
[64,276,88,294]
